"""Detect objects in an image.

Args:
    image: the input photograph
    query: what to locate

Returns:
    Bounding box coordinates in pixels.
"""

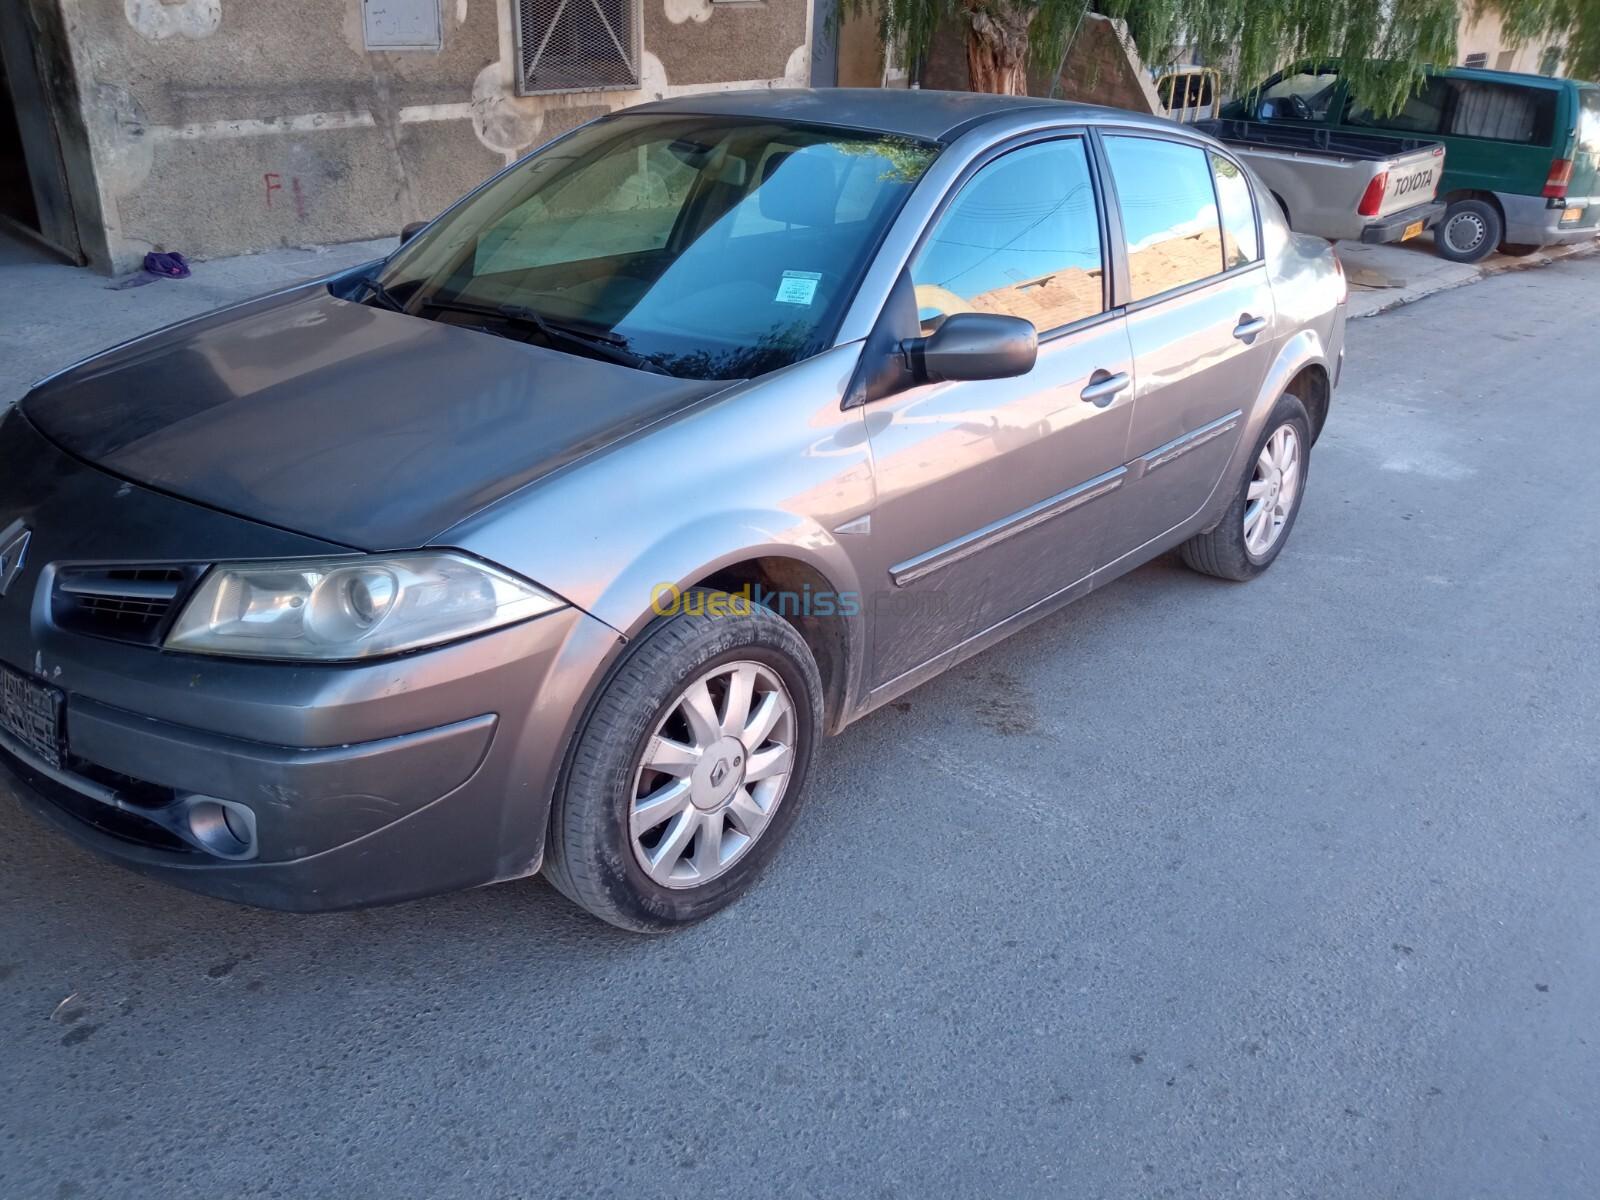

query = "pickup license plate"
[1402,220,1425,241]
[1561,206,1584,224]
[0,661,64,769]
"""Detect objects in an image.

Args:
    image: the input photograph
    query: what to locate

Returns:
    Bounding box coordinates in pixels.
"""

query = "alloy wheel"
[1244,423,1301,557]
[629,661,797,889]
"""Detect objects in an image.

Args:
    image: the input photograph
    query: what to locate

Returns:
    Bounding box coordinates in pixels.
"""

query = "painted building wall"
[1457,10,1565,75]
[58,0,813,271]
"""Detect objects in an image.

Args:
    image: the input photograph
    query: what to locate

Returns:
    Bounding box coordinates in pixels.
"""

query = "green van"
[1226,63,1600,262]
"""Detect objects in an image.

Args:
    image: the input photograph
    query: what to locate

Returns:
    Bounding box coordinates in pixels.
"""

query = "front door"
[1099,135,1278,556]
[862,136,1135,688]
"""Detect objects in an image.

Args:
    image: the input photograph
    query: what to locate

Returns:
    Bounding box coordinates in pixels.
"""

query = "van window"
[1451,80,1556,144]
[1580,90,1600,153]
[1349,77,1557,146]
[910,139,1104,334]
[1347,77,1451,134]
[1104,136,1224,301]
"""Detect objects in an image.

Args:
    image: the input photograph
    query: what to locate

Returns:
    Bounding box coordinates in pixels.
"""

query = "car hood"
[22,286,727,550]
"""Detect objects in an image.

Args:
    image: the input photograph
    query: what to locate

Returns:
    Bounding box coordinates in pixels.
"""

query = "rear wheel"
[1180,394,1311,582]
[1435,199,1502,263]
[543,589,821,932]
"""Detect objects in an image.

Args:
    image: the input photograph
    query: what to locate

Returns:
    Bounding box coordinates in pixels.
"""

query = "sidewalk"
[1,231,390,408]
[1335,232,1600,319]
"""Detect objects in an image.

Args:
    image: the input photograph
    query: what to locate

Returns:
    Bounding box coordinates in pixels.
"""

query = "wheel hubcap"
[1244,424,1301,557]
[1445,212,1486,253]
[629,661,796,889]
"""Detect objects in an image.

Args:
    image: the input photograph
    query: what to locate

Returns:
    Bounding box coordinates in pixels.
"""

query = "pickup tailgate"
[1373,144,1445,218]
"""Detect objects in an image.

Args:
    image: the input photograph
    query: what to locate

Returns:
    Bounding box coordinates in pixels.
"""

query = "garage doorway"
[0,4,88,264]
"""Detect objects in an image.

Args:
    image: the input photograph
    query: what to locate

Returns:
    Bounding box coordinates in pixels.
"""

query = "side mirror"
[399,219,429,245]
[904,313,1037,384]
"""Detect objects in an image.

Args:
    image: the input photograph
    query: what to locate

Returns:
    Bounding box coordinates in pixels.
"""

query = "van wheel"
[1180,394,1311,582]
[1435,199,1502,263]
[543,589,822,932]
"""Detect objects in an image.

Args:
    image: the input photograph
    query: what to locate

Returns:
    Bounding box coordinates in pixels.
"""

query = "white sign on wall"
[362,0,443,50]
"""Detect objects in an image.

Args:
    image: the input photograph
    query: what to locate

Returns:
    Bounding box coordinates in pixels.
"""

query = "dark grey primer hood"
[22,286,726,550]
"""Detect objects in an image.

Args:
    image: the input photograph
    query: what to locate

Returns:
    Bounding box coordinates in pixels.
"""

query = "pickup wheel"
[1179,394,1311,582]
[1435,199,1502,264]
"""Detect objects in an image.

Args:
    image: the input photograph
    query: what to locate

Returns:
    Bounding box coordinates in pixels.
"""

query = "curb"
[1347,238,1600,320]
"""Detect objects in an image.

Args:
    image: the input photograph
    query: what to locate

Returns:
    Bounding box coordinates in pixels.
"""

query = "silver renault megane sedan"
[0,89,1345,930]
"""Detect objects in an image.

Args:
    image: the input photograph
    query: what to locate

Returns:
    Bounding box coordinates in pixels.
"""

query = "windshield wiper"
[356,275,408,313]
[421,298,663,373]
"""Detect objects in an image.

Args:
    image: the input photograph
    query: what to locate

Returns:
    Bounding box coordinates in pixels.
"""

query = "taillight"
[1357,172,1388,217]
[1333,254,1348,304]
[1543,158,1573,199]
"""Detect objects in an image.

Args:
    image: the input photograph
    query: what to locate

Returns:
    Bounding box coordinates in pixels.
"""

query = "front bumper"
[1359,200,1446,244]
[0,607,621,911]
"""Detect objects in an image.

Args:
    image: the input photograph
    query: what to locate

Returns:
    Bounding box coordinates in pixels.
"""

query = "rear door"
[1097,133,1277,558]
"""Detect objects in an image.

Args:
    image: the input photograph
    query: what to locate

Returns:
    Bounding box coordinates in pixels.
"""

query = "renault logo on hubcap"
[0,522,30,598]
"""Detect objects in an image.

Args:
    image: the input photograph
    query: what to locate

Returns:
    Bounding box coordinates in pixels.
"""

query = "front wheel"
[543,589,822,932]
[1180,394,1311,582]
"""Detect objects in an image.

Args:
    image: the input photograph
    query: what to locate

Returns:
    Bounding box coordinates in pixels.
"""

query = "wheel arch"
[1284,361,1331,443]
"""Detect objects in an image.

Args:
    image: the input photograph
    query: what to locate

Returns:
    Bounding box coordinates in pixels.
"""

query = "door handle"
[1079,370,1130,408]
[1233,314,1269,342]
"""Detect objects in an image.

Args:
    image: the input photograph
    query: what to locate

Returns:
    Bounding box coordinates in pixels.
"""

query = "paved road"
[3,255,1598,1199]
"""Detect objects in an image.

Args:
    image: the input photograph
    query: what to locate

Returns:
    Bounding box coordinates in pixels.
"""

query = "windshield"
[377,115,939,380]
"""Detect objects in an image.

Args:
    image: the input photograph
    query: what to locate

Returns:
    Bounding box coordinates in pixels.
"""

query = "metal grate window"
[515,0,640,95]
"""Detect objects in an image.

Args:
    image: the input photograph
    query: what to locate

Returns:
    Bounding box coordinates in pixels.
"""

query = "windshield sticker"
[775,270,822,306]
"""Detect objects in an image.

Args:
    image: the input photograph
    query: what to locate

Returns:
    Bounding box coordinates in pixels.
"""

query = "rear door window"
[1104,136,1225,302]
[1210,153,1259,268]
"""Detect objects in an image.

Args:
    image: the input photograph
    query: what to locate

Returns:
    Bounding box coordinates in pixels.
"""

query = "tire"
[1435,199,1502,264]
[1180,394,1311,582]
[543,588,823,932]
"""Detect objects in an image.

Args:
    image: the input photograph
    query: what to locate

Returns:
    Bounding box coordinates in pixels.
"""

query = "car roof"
[622,87,1174,142]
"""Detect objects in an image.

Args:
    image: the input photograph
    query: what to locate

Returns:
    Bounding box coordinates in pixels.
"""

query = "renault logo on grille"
[0,522,31,598]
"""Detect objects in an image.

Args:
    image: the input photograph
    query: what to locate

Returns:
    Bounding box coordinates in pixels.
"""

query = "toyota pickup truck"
[1194,118,1446,244]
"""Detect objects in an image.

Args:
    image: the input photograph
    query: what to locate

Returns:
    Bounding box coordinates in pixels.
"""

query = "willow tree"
[857,0,1597,114]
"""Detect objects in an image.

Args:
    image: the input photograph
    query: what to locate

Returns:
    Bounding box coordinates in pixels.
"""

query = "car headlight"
[164,552,564,661]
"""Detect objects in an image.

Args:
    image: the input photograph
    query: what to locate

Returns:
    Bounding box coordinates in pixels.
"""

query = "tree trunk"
[962,0,1035,95]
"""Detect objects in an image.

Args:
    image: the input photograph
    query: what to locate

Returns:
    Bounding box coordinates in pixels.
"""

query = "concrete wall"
[56,0,813,271]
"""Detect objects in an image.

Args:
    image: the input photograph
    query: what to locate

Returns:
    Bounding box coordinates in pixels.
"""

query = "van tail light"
[1543,158,1573,199]
[1333,254,1348,304]
[1357,172,1388,217]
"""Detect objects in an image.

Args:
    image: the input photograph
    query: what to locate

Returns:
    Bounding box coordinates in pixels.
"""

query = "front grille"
[52,565,199,646]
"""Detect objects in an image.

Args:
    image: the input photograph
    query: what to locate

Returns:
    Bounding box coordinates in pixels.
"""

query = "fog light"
[183,797,258,860]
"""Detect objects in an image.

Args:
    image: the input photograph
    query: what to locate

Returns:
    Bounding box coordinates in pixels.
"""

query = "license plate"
[0,660,64,769]
[1402,220,1425,241]
[1561,206,1584,224]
